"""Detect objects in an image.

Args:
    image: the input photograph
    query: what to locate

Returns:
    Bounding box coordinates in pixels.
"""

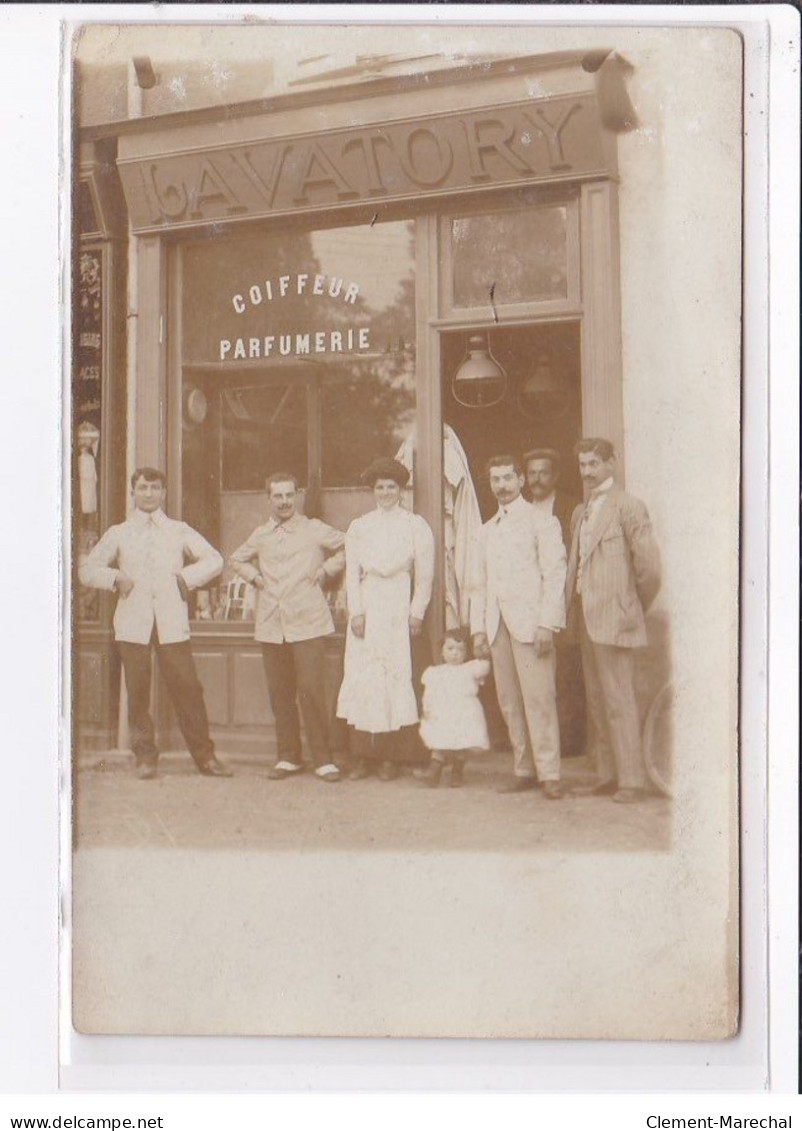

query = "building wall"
[75,23,742,737]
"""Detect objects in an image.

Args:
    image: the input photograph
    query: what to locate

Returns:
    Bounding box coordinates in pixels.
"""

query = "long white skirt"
[336,569,418,734]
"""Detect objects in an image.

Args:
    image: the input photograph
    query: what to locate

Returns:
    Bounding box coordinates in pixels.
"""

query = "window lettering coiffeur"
[231,273,360,313]
[219,328,371,361]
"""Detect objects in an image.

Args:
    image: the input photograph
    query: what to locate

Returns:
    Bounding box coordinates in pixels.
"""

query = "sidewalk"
[74,749,671,853]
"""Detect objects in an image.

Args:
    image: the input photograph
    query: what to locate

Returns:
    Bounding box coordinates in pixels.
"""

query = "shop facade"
[74,50,655,755]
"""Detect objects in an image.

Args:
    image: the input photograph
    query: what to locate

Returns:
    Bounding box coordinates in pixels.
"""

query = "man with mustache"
[229,471,345,782]
[566,438,662,803]
[471,455,568,799]
[78,466,230,780]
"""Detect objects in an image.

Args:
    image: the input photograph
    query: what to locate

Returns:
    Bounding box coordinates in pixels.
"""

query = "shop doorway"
[441,321,583,520]
[440,320,584,754]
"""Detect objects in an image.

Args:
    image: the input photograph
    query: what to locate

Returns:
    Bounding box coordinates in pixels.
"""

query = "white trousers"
[490,618,561,782]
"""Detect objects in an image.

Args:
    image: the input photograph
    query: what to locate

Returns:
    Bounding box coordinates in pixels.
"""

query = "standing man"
[78,467,230,780]
[524,448,579,549]
[524,448,586,759]
[566,438,661,803]
[471,455,568,799]
[229,472,345,783]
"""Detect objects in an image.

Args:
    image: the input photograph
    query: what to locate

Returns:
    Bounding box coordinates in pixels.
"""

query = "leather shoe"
[315,764,342,783]
[348,759,372,781]
[267,763,303,780]
[414,760,443,788]
[378,760,399,782]
[613,788,648,804]
[572,780,618,797]
[198,757,233,778]
[541,780,567,800]
[136,761,158,780]
[497,777,537,794]
[449,761,464,788]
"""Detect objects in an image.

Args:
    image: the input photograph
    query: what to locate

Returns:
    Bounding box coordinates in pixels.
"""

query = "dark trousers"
[117,637,215,768]
[261,638,332,767]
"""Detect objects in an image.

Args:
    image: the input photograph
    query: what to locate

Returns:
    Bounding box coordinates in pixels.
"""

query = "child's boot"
[414,759,443,788]
[450,760,464,788]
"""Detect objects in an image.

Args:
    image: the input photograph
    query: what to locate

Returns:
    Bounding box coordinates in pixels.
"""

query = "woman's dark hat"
[360,457,410,488]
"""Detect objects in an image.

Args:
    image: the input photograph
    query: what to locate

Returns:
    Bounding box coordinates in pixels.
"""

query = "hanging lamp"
[451,334,507,409]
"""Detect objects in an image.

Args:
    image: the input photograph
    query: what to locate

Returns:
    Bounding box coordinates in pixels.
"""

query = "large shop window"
[178,219,416,621]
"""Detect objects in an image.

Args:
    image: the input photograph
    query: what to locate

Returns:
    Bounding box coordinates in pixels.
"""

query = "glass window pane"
[179,218,416,588]
[182,220,415,364]
[451,207,568,308]
[220,383,308,492]
[321,358,416,487]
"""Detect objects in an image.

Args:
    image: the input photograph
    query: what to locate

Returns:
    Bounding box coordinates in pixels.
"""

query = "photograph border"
[0,0,796,1096]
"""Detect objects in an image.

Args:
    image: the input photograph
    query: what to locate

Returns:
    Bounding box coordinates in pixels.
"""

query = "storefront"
[74,49,643,755]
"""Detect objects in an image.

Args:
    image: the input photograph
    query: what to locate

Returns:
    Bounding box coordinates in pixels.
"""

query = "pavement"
[74,749,672,853]
[70,749,678,1037]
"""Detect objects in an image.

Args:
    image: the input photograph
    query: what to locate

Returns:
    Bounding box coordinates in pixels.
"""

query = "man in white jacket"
[78,467,229,780]
[471,455,568,798]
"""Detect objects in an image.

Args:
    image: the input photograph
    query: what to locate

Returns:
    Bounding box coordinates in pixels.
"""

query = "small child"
[415,629,491,787]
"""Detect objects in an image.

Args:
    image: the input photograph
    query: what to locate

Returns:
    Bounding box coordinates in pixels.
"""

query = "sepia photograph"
[67,18,742,1041]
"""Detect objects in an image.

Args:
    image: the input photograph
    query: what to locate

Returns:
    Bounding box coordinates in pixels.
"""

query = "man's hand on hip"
[114,572,134,598]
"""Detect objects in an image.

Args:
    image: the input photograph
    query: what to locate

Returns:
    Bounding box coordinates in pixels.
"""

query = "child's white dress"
[419,659,491,752]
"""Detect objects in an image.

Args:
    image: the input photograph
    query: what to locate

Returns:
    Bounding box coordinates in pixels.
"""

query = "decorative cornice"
[78,49,611,142]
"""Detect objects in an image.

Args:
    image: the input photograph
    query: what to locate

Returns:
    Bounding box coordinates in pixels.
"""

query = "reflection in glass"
[321,357,416,487]
[451,207,568,308]
[179,218,416,594]
[221,383,309,492]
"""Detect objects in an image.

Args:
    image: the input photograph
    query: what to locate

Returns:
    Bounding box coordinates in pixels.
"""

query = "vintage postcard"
[68,19,741,1039]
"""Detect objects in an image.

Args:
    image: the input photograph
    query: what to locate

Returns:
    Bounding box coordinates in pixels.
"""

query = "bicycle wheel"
[643,682,674,798]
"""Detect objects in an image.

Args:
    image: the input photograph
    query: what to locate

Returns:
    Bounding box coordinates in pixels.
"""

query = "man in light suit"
[79,467,230,780]
[471,455,568,799]
[524,447,587,759]
[566,438,661,803]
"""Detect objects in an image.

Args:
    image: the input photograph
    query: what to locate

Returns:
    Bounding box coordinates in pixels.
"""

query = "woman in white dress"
[336,458,435,781]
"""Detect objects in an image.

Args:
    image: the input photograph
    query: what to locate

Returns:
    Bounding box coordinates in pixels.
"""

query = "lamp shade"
[452,334,507,408]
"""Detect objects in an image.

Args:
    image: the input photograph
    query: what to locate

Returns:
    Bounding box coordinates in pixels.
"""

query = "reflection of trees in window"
[183,219,417,498]
[452,208,567,307]
[321,223,416,486]
[221,384,308,492]
[321,364,415,488]
[183,228,375,362]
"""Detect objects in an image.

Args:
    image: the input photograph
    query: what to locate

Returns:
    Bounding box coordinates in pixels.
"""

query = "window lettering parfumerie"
[219,327,371,361]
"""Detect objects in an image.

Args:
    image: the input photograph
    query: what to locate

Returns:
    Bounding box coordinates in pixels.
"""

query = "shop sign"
[118,94,610,232]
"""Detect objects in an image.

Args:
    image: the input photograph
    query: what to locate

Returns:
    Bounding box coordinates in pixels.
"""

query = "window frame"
[437,188,581,325]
